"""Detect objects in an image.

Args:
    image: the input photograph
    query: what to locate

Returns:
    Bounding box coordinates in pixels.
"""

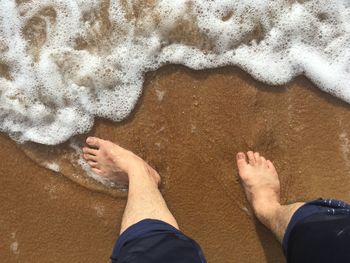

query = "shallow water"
[1,0,350,190]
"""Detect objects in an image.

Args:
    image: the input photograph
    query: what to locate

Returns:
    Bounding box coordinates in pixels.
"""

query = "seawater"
[0,0,350,145]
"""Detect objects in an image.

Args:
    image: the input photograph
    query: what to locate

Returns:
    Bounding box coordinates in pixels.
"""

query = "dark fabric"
[111,219,207,263]
[283,198,350,263]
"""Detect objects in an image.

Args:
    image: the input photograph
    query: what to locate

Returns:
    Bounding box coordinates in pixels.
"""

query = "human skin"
[83,136,179,234]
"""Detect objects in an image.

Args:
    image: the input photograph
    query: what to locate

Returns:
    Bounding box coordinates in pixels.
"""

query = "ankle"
[253,201,282,227]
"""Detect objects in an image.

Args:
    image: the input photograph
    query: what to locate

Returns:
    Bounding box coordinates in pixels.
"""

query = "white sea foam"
[45,162,60,172]
[10,232,19,256]
[0,0,349,145]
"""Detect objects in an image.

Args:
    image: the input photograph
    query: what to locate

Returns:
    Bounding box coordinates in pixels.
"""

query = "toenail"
[237,152,245,159]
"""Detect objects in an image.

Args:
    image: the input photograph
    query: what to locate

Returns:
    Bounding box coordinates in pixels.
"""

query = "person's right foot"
[236,151,281,225]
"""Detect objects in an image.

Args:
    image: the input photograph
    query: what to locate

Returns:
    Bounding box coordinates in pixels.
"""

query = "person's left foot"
[82,137,160,186]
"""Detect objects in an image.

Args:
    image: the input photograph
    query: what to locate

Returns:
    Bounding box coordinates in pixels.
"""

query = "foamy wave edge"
[0,0,349,145]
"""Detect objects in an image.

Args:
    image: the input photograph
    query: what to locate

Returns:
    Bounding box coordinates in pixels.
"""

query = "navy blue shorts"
[283,198,350,263]
[111,199,350,263]
[110,219,207,263]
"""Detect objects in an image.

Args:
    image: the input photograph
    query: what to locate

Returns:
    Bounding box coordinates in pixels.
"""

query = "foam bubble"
[0,0,349,145]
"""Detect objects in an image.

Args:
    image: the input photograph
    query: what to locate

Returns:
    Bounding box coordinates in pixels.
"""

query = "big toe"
[86,137,101,148]
[236,152,248,172]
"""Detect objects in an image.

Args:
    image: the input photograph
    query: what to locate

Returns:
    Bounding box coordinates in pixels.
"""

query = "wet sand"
[1,66,350,262]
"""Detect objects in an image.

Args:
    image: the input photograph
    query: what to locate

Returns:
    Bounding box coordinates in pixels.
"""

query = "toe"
[254,152,261,164]
[83,153,97,161]
[260,156,267,166]
[88,161,99,168]
[236,152,248,170]
[83,147,98,155]
[86,137,101,148]
[267,160,277,172]
[91,168,102,175]
[247,151,255,165]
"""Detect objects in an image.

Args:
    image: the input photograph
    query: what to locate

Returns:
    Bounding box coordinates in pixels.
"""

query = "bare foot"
[236,151,281,226]
[82,137,160,186]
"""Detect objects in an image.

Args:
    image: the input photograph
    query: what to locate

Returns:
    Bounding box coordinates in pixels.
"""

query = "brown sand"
[1,66,350,262]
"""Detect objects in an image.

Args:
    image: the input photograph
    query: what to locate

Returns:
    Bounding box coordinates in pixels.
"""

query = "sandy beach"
[1,65,350,262]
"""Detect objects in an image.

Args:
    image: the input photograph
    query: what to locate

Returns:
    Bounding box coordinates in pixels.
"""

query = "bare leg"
[83,137,179,234]
[236,151,304,242]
